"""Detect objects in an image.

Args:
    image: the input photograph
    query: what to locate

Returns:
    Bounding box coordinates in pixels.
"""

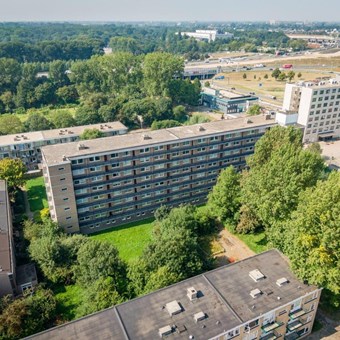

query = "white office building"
[282,79,340,143]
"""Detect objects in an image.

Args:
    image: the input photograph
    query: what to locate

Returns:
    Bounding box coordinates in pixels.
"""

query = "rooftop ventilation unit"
[194,311,206,323]
[165,300,182,316]
[187,287,198,301]
[250,288,262,298]
[142,134,151,140]
[77,143,87,150]
[158,325,172,338]
[198,126,205,132]
[245,119,253,124]
[249,269,265,282]
[276,277,289,287]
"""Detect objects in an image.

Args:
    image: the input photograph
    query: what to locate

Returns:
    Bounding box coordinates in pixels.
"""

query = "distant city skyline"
[0,0,339,22]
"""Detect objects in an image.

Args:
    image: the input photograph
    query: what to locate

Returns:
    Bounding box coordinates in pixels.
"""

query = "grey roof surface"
[26,250,319,340]
[41,115,276,165]
[0,121,127,147]
[116,275,241,340]
[205,249,317,322]
[30,308,126,340]
[0,180,13,274]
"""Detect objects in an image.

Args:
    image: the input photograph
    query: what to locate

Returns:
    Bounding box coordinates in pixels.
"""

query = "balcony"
[262,321,284,333]
[284,329,308,340]
[289,309,308,320]
[260,330,281,340]
[287,320,303,332]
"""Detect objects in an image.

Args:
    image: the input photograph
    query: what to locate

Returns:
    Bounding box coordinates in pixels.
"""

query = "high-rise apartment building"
[0,122,128,171]
[41,116,276,234]
[28,249,321,340]
[282,79,340,143]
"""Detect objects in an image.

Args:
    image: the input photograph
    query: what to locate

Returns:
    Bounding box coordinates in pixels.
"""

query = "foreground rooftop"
[28,249,318,340]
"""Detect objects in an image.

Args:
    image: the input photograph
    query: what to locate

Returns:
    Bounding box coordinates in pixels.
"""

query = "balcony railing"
[260,330,281,340]
[289,309,308,320]
[287,320,303,332]
[262,321,284,333]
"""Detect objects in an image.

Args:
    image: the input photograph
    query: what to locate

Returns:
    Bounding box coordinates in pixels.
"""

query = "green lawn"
[53,284,84,321]
[91,218,155,263]
[26,176,48,212]
[225,224,268,254]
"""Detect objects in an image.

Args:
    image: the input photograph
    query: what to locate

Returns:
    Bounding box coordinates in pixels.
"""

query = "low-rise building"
[0,122,128,171]
[202,88,259,115]
[180,30,233,42]
[41,116,276,234]
[27,249,321,340]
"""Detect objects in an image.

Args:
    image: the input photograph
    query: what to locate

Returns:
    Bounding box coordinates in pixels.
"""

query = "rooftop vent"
[245,119,253,124]
[276,277,289,287]
[142,134,151,140]
[159,325,172,338]
[250,288,262,299]
[68,130,73,134]
[62,155,67,161]
[77,143,87,150]
[194,311,206,323]
[265,114,272,120]
[249,269,265,282]
[198,126,205,132]
[187,287,198,301]
[165,300,182,316]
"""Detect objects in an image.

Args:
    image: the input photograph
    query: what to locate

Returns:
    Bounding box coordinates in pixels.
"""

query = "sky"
[0,0,339,22]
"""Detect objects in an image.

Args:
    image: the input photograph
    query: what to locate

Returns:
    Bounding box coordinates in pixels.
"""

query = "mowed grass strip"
[90,218,155,263]
[26,176,48,212]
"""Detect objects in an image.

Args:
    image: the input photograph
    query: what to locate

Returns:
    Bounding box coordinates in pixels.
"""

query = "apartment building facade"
[0,180,16,297]
[28,249,321,340]
[41,116,276,234]
[0,122,128,171]
[282,80,340,143]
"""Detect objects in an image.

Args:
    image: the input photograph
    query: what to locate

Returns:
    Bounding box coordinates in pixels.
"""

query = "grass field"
[54,284,84,321]
[26,176,48,212]
[16,106,77,123]
[91,218,155,263]
[215,69,333,102]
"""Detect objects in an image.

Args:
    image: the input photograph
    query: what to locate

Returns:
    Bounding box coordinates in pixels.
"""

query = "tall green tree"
[282,172,340,299]
[0,158,26,191]
[80,128,105,140]
[51,110,76,129]
[0,114,24,135]
[207,166,241,222]
[25,113,54,132]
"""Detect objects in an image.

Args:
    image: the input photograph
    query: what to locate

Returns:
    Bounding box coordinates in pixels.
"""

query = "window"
[61,187,67,192]
[60,178,66,181]
[71,159,83,164]
[63,198,69,201]
[64,207,70,211]
[58,167,65,171]
[89,156,100,162]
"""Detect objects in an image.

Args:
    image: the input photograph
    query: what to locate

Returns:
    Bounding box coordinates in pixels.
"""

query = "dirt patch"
[213,228,255,266]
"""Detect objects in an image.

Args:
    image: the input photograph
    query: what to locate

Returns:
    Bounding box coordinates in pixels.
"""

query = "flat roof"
[0,121,127,148]
[41,115,276,165]
[27,250,319,340]
[0,180,14,274]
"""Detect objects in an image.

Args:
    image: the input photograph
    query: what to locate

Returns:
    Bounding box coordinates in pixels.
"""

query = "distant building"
[181,29,233,42]
[41,116,276,234]
[282,79,340,142]
[0,122,128,171]
[202,88,259,115]
[27,249,321,340]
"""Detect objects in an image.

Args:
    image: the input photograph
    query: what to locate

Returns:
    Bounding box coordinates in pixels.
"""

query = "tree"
[271,68,281,79]
[143,52,184,97]
[80,128,105,140]
[75,240,126,292]
[151,119,181,130]
[51,110,75,129]
[282,172,340,301]
[186,114,210,125]
[207,166,241,222]
[287,71,295,81]
[297,72,302,78]
[243,73,247,79]
[264,74,268,79]
[77,277,123,317]
[173,105,187,123]
[278,72,287,81]
[25,113,53,132]
[204,81,211,87]
[0,114,24,135]
[0,158,26,191]
[0,287,56,339]
[56,85,79,104]
[74,106,101,126]
[247,104,261,116]
[154,205,171,221]
[241,126,326,234]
